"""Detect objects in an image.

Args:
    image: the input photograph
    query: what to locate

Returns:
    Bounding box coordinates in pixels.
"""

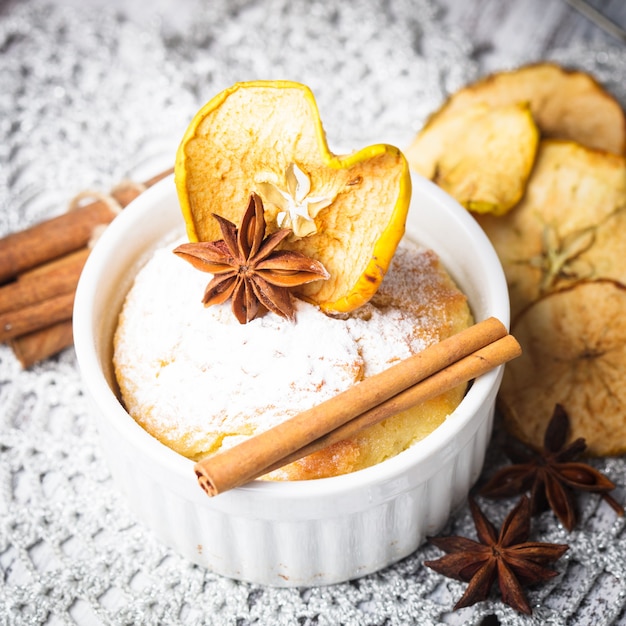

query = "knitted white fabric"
[1,1,626,624]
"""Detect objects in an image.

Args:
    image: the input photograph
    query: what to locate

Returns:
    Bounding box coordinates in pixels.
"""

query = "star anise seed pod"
[425,496,568,615]
[481,404,624,531]
[174,192,330,324]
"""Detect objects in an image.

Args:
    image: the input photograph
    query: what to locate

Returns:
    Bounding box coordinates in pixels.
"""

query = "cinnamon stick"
[194,317,519,497]
[264,334,521,473]
[0,201,117,285]
[0,249,89,315]
[0,291,74,342]
[0,167,173,285]
[10,320,73,368]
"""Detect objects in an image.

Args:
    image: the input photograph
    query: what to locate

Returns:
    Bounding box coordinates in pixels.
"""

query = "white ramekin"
[73,173,509,587]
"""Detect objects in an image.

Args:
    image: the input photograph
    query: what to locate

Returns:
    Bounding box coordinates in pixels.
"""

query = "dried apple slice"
[579,206,626,284]
[474,140,626,319]
[423,62,626,155]
[175,80,411,314]
[405,102,539,216]
[499,280,626,456]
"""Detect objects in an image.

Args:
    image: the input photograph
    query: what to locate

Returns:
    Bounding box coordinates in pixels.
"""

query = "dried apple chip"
[430,62,626,155]
[499,280,626,456]
[474,140,626,319]
[578,206,626,285]
[406,102,539,216]
[175,80,411,314]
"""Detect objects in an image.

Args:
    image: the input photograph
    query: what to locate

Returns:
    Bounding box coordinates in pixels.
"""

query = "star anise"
[425,496,568,615]
[174,192,329,324]
[481,404,624,531]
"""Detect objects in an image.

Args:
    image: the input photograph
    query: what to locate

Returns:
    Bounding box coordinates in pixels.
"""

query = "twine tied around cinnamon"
[0,168,173,367]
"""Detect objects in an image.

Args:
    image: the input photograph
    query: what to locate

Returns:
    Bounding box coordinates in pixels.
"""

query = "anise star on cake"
[174,192,329,323]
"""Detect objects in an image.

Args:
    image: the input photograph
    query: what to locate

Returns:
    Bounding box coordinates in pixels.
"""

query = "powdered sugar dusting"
[114,238,466,458]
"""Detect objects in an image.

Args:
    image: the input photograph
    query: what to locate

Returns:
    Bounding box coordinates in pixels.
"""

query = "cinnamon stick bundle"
[194,317,521,497]
[0,167,173,366]
[0,169,172,285]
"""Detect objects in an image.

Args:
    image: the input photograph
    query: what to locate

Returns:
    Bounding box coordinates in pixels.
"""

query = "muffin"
[113,237,472,480]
